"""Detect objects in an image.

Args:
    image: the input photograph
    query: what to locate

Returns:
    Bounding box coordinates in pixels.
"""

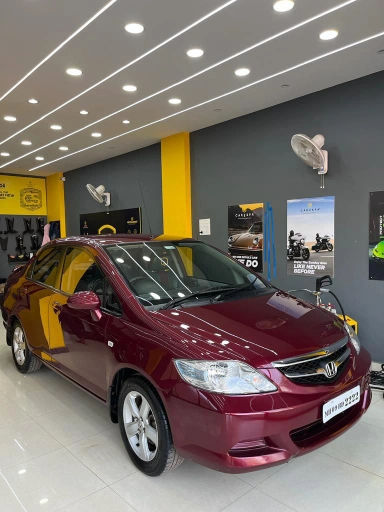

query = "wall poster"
[0,176,46,215]
[369,191,384,280]
[228,203,263,272]
[80,207,142,236]
[287,196,335,277]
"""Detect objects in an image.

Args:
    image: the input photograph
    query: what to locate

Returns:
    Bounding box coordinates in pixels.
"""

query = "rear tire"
[118,376,183,476]
[11,321,42,374]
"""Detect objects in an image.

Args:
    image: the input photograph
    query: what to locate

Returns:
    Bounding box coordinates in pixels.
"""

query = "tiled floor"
[0,324,383,512]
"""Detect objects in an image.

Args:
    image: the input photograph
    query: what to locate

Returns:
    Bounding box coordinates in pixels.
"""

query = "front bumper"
[166,348,371,473]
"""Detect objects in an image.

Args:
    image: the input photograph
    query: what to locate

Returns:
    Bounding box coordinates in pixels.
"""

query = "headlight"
[345,322,360,355]
[228,236,234,243]
[253,237,259,245]
[174,360,277,394]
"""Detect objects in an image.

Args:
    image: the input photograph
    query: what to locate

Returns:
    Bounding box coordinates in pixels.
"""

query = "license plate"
[322,385,360,423]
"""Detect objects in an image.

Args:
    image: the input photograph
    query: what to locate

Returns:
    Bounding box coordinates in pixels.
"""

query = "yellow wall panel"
[46,173,66,237]
[0,175,47,215]
[161,132,192,237]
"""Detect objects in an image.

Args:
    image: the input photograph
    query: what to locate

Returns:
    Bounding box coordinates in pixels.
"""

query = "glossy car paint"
[2,235,372,473]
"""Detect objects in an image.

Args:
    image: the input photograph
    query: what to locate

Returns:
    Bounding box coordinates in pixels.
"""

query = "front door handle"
[52,301,62,314]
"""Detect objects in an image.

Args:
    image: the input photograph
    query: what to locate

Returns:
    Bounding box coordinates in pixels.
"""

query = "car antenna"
[133,159,153,237]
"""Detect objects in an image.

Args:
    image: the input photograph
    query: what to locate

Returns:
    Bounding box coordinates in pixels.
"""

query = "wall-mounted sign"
[369,191,384,280]
[228,203,264,271]
[0,176,46,215]
[287,196,335,277]
[199,218,211,236]
[80,207,142,236]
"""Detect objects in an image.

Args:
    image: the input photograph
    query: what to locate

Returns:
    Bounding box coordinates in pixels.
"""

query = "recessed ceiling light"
[122,85,137,92]
[28,98,39,104]
[91,132,102,137]
[235,68,250,76]
[59,146,68,151]
[50,124,62,130]
[35,156,44,161]
[4,116,16,122]
[66,68,83,76]
[319,29,338,40]
[214,108,222,112]
[122,120,131,124]
[281,84,290,88]
[273,0,295,12]
[21,141,32,146]
[0,152,10,157]
[186,48,204,58]
[169,98,181,105]
[124,23,144,34]
[79,110,89,115]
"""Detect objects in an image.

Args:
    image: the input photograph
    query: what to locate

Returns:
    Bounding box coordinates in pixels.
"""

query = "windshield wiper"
[212,276,260,302]
[161,286,238,310]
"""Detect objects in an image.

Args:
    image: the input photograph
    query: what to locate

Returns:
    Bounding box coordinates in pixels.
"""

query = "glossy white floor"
[0,324,383,512]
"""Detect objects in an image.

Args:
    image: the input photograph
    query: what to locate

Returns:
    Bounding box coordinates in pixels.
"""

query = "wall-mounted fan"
[86,184,111,206]
[291,134,328,189]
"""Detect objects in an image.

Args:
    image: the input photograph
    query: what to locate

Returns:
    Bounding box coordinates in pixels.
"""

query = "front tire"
[118,376,183,476]
[327,243,333,251]
[12,321,42,374]
[302,248,310,261]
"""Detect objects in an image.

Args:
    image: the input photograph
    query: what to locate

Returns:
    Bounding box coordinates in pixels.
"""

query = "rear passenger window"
[32,247,62,287]
[60,247,104,301]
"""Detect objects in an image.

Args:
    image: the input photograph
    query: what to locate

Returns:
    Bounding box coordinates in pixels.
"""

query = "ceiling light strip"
[0,0,357,165]
[0,0,118,102]
[0,0,237,147]
[29,29,384,172]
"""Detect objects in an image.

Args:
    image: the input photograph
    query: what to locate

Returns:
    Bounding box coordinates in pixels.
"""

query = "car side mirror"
[67,291,102,321]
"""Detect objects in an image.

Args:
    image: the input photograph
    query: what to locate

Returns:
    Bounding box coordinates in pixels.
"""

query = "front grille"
[290,402,360,448]
[273,337,350,386]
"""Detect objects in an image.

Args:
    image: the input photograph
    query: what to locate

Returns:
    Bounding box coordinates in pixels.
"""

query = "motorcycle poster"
[228,203,264,272]
[287,196,335,277]
[369,191,384,280]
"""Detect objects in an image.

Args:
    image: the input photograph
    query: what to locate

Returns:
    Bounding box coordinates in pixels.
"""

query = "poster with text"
[369,191,384,280]
[80,207,142,236]
[228,203,263,272]
[287,196,335,277]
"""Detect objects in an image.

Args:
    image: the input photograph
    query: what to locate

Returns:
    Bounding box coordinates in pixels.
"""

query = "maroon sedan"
[2,235,371,476]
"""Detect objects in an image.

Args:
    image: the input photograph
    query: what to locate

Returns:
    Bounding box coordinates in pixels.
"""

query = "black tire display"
[11,320,42,374]
[118,376,183,476]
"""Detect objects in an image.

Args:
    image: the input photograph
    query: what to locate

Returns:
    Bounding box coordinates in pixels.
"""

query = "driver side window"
[60,247,104,302]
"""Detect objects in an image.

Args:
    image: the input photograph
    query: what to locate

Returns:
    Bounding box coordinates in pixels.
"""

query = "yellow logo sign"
[20,186,43,211]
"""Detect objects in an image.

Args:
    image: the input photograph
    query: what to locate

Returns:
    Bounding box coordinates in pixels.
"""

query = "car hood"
[152,291,346,367]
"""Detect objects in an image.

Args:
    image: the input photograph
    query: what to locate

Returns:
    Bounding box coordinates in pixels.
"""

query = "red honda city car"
[2,235,371,476]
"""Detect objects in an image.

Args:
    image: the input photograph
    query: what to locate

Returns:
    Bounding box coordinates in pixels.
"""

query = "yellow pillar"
[161,132,192,237]
[46,173,67,237]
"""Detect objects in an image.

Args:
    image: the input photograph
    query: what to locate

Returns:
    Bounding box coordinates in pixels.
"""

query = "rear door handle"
[52,301,62,314]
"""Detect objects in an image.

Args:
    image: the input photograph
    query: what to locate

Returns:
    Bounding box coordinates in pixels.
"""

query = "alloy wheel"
[13,326,26,366]
[123,390,159,461]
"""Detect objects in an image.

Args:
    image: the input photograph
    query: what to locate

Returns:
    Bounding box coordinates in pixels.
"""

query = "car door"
[17,246,64,362]
[48,246,110,399]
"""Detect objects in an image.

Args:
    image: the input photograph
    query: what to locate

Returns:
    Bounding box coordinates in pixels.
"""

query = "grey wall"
[64,143,162,237]
[191,70,384,362]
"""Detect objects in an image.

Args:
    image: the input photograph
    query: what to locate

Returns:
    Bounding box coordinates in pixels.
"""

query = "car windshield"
[249,223,262,234]
[105,241,270,310]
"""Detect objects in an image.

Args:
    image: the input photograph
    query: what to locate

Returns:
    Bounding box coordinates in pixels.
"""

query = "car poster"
[287,196,335,277]
[369,191,384,280]
[228,203,263,272]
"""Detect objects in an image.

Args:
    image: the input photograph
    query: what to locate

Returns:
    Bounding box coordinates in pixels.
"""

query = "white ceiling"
[1,0,384,176]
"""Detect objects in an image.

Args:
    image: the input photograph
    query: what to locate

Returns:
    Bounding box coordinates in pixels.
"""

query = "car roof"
[50,234,197,249]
